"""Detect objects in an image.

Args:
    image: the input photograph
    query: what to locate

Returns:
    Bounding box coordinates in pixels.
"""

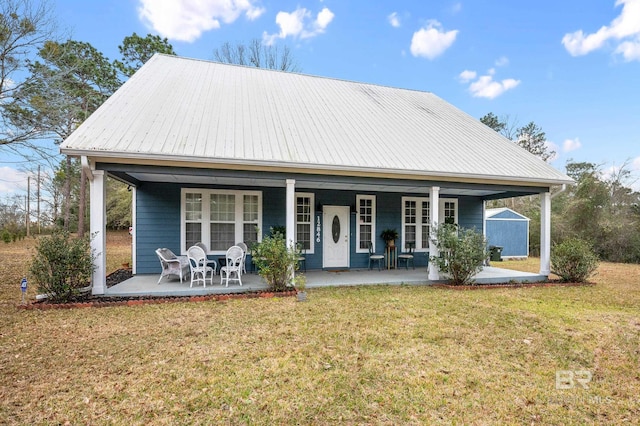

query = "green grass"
[1,233,639,424]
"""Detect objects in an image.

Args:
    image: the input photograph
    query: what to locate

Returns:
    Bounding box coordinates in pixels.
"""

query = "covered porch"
[106,266,546,297]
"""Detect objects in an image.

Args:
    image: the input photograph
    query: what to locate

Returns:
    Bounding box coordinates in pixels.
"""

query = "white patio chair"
[187,245,215,288]
[236,242,248,274]
[155,248,190,284]
[195,242,217,275]
[220,245,244,287]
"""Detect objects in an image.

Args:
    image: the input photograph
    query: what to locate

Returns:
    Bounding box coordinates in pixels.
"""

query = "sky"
[2,0,640,198]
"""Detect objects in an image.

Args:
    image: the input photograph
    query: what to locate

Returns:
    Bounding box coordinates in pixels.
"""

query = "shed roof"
[60,54,571,186]
[486,208,530,220]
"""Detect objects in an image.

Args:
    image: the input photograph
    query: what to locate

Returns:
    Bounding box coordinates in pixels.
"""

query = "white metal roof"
[60,54,572,186]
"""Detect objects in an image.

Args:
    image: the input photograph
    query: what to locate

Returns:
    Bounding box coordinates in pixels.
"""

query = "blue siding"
[136,183,182,274]
[458,196,483,232]
[490,209,527,220]
[486,219,529,257]
[134,184,485,272]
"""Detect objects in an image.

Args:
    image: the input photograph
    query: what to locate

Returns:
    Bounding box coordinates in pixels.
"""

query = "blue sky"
[2,0,640,197]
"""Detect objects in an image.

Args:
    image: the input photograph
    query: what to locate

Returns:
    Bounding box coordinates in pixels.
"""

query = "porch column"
[540,191,551,276]
[90,170,107,295]
[428,186,440,280]
[285,179,296,247]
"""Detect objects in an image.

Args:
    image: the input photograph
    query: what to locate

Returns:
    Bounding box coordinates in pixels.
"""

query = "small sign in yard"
[20,278,27,304]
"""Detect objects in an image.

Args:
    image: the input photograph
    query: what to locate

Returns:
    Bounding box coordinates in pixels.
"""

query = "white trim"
[295,192,315,254]
[180,188,263,255]
[401,196,458,252]
[355,194,376,253]
[90,170,106,295]
[428,187,440,280]
[131,186,137,274]
[540,192,551,276]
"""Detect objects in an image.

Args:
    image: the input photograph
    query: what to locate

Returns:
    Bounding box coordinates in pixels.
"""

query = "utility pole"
[27,176,31,237]
[37,166,41,234]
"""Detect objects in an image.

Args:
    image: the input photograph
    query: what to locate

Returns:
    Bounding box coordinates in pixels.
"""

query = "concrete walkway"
[106,266,546,297]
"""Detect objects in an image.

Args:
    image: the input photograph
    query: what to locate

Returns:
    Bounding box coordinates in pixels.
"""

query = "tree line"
[1,0,297,238]
[480,113,640,263]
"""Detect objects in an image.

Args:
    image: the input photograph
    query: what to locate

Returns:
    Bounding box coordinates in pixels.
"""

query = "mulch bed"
[433,280,594,290]
[18,268,296,310]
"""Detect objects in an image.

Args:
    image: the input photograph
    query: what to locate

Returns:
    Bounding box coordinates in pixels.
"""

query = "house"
[485,208,530,259]
[60,54,572,295]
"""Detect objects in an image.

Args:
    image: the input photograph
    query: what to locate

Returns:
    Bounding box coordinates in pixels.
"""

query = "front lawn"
[0,233,638,424]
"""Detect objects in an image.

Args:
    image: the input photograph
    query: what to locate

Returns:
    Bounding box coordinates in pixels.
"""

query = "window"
[402,197,457,251]
[295,193,314,254]
[181,189,262,254]
[356,195,376,253]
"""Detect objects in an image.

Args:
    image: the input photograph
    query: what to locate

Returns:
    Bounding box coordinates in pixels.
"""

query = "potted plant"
[294,273,307,302]
[380,228,399,247]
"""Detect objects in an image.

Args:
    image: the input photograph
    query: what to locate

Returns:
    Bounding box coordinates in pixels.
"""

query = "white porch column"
[540,191,551,276]
[285,179,296,248]
[428,186,440,280]
[90,170,107,295]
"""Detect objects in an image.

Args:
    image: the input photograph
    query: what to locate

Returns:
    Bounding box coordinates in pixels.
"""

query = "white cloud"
[562,0,640,61]
[563,137,582,152]
[459,68,520,99]
[410,20,458,60]
[632,156,640,170]
[0,167,27,195]
[495,56,509,67]
[137,0,265,42]
[458,70,477,83]
[263,7,334,45]
[388,12,401,28]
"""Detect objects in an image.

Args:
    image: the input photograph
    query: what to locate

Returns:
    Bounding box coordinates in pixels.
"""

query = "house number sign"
[316,215,321,243]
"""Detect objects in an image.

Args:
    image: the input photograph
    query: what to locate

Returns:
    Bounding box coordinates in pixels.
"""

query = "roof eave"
[61,148,574,187]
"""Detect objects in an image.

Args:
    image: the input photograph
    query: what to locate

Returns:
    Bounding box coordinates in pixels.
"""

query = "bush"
[29,231,95,302]
[2,229,11,244]
[551,238,599,283]
[430,224,487,286]
[252,228,299,292]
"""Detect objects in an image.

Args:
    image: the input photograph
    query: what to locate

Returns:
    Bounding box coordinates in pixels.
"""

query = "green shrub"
[29,230,95,302]
[430,224,487,286]
[252,228,299,292]
[2,229,11,244]
[551,238,599,283]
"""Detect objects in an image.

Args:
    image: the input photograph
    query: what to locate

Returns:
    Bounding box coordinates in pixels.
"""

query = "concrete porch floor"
[105,267,546,297]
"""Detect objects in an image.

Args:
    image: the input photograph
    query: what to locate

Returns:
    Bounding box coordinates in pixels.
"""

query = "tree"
[5,40,120,233]
[114,32,176,78]
[516,121,555,162]
[480,113,555,162]
[0,0,58,151]
[479,112,505,134]
[213,39,300,72]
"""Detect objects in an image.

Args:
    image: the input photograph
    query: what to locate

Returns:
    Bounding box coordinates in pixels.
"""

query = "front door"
[323,206,350,268]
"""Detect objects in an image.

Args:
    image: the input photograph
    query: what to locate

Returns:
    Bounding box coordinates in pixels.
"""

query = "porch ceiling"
[107,164,548,199]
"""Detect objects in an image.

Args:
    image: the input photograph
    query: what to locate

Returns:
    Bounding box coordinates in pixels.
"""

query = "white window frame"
[181,188,262,255]
[356,195,376,253]
[295,192,315,254]
[401,196,458,252]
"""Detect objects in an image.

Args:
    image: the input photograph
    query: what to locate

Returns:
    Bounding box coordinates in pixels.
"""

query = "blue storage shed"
[485,208,530,258]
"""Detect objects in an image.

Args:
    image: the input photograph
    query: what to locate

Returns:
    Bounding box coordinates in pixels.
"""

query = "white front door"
[323,206,350,268]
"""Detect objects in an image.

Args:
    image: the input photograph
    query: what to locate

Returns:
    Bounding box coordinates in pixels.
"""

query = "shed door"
[323,206,350,268]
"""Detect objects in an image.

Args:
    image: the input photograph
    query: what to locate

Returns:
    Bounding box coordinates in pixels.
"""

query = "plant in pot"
[380,228,399,247]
